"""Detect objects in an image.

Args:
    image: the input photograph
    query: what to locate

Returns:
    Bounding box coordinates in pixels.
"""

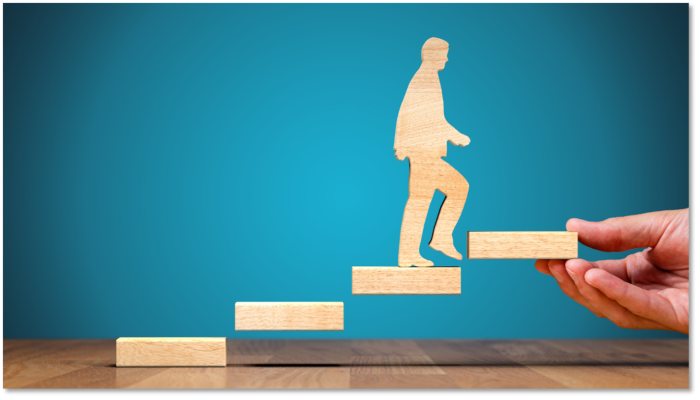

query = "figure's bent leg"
[399,195,434,267]
[429,162,469,260]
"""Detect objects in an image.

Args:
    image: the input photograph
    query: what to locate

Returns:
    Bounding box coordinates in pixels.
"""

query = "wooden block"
[235,302,343,331]
[116,338,226,367]
[467,232,578,259]
[352,267,460,295]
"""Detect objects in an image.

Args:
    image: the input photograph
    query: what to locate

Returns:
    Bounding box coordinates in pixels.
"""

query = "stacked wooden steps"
[118,231,577,366]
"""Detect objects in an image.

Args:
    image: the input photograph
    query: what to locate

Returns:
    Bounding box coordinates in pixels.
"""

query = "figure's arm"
[445,123,470,147]
[394,148,407,161]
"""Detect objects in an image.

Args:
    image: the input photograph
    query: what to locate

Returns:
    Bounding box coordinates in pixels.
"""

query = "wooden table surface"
[3,339,688,389]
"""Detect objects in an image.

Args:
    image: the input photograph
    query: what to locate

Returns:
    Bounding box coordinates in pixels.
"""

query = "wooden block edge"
[116,364,226,368]
[351,267,461,295]
[234,302,344,331]
[466,231,578,259]
[116,337,227,367]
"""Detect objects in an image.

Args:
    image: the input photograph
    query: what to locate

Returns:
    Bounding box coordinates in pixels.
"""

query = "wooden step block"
[235,302,343,331]
[116,338,226,367]
[467,231,578,259]
[352,267,460,295]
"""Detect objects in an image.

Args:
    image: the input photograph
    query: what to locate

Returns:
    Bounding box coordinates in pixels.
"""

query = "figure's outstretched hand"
[535,209,689,334]
[448,132,471,147]
[395,149,407,161]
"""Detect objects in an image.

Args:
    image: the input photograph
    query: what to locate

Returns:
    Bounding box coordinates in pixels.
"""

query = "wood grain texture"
[116,338,226,367]
[229,366,351,389]
[235,302,343,331]
[350,373,460,389]
[352,267,460,295]
[442,366,566,389]
[395,38,471,267]
[517,340,690,388]
[468,231,578,259]
[127,367,228,389]
[351,356,444,375]
[267,340,353,364]
[4,339,688,388]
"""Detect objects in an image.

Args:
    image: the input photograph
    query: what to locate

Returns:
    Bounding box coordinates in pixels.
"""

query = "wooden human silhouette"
[395,38,470,267]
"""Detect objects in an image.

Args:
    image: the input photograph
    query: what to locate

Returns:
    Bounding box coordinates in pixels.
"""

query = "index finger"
[566,210,683,252]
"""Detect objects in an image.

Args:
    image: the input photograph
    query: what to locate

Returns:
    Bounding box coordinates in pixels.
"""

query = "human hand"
[535,209,689,334]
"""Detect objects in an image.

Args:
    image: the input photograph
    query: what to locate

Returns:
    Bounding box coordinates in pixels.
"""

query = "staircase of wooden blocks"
[118,231,577,366]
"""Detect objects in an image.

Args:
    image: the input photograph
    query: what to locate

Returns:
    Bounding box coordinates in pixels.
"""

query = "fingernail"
[549,267,564,282]
[566,268,579,284]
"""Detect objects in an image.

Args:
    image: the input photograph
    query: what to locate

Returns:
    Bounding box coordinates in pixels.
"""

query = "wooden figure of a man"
[395,38,471,267]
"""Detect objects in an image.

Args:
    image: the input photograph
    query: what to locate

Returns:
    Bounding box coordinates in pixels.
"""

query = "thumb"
[566,210,677,252]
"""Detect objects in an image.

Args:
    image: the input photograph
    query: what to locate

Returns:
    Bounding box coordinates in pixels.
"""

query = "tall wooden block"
[467,232,578,259]
[116,338,226,367]
[352,267,460,295]
[235,302,344,331]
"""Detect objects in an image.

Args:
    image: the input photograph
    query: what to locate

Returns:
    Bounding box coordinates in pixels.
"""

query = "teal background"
[3,3,688,338]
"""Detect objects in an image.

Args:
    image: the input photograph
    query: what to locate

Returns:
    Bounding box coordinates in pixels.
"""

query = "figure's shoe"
[398,254,434,267]
[429,241,463,260]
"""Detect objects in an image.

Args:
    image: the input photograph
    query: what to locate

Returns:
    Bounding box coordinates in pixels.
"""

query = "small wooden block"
[467,232,578,259]
[352,267,460,295]
[116,337,226,367]
[235,302,343,331]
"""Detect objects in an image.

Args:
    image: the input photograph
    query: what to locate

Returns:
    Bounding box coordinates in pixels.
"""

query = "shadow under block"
[235,302,344,331]
[467,232,578,259]
[116,338,226,367]
[352,267,460,295]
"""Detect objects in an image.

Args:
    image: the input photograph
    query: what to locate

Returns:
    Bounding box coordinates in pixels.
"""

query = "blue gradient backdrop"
[4,4,688,338]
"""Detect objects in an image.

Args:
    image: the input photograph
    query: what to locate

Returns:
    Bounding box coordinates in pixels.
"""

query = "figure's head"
[421,37,449,70]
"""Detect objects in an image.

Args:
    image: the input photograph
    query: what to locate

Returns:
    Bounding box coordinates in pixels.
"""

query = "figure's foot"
[429,241,463,260]
[398,254,434,267]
